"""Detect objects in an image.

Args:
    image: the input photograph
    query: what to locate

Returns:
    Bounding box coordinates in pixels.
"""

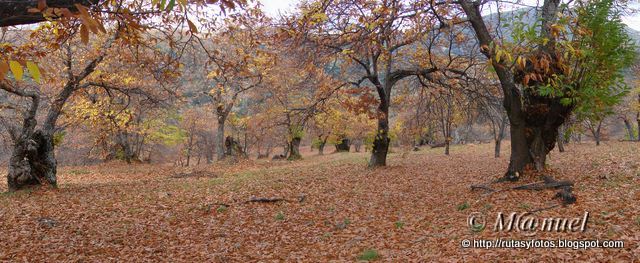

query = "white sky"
[259,0,640,31]
[260,0,298,17]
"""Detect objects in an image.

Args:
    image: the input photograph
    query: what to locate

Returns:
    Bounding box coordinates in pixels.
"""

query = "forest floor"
[0,142,639,262]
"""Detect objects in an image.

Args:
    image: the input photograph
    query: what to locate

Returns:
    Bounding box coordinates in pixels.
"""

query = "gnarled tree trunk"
[5,90,58,191]
[287,137,302,160]
[8,130,57,191]
[224,136,246,158]
[335,138,350,152]
[504,97,571,180]
[114,131,137,163]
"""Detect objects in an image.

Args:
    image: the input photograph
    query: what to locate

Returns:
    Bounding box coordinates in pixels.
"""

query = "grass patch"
[275,211,285,221]
[518,203,531,210]
[457,202,469,211]
[68,169,91,175]
[357,249,379,261]
[216,205,228,213]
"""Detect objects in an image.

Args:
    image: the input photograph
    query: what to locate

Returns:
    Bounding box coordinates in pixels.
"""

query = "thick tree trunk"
[505,100,569,180]
[114,132,137,164]
[317,135,328,155]
[224,136,246,158]
[444,140,450,155]
[335,138,350,152]
[3,87,57,191]
[505,122,532,180]
[318,142,326,155]
[8,130,57,191]
[287,137,302,160]
[369,99,390,167]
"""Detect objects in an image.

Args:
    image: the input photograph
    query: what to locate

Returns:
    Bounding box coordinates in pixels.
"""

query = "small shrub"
[69,169,90,175]
[518,203,531,210]
[457,202,469,211]
[216,205,228,213]
[275,211,285,221]
[357,249,379,261]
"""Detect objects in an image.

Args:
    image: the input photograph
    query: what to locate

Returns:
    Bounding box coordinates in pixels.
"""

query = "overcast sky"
[260,0,298,17]
[260,0,640,31]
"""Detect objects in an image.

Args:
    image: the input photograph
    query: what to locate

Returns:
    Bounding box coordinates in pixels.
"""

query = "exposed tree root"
[471,175,576,205]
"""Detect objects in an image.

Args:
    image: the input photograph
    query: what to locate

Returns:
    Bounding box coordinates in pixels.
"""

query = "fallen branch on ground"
[430,143,446,148]
[245,197,287,203]
[209,194,307,208]
[470,185,495,192]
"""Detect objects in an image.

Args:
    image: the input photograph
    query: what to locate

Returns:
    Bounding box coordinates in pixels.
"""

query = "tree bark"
[0,0,98,27]
[224,136,245,158]
[622,117,634,141]
[8,131,57,191]
[115,132,136,163]
[317,135,327,155]
[557,129,565,153]
[287,137,302,160]
[335,138,350,152]
[216,116,226,161]
[353,139,362,152]
[185,124,195,166]
[444,140,450,155]
[369,99,390,167]
[593,121,602,146]
[494,115,507,158]
[4,88,57,191]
